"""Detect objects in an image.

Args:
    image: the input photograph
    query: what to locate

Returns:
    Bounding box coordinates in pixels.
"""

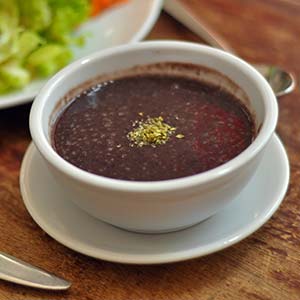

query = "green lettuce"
[17,0,52,32]
[46,0,90,44]
[18,31,44,59]
[0,0,90,94]
[0,61,30,92]
[0,0,20,63]
[26,44,72,77]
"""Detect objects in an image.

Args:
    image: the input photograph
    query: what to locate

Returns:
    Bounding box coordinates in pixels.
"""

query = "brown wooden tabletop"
[1,0,300,299]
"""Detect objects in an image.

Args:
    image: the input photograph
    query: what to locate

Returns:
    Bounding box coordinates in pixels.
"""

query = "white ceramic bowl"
[29,41,278,233]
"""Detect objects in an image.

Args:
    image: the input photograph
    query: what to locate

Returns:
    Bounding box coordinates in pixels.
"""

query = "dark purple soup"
[52,66,255,181]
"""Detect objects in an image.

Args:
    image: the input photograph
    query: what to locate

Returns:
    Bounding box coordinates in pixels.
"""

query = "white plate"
[0,0,163,110]
[20,135,289,264]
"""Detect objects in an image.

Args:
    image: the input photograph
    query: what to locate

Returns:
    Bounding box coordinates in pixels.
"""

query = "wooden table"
[1,1,300,299]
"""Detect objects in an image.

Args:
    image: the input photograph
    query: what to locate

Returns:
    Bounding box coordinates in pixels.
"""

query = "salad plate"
[20,135,289,264]
[0,0,163,109]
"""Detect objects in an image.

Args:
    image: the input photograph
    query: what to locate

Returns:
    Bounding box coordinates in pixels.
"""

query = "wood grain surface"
[1,1,300,299]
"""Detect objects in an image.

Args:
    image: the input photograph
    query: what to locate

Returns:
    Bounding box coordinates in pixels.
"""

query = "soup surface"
[52,64,255,181]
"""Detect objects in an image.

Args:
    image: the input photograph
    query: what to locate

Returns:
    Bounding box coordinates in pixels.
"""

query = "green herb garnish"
[127,115,184,147]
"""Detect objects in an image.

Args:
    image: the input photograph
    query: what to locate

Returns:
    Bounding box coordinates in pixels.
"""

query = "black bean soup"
[52,63,256,181]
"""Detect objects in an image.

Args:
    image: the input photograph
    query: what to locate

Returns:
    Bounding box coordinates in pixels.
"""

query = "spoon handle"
[0,252,71,290]
[164,0,235,53]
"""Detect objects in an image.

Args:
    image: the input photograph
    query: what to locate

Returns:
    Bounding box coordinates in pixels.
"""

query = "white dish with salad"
[0,0,163,109]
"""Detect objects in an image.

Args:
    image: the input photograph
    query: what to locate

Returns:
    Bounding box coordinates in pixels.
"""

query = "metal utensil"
[164,0,295,97]
[0,252,71,290]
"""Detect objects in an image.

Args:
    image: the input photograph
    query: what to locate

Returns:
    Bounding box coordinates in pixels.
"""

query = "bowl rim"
[29,41,278,193]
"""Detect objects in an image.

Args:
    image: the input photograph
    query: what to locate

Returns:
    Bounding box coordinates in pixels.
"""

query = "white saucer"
[20,135,289,264]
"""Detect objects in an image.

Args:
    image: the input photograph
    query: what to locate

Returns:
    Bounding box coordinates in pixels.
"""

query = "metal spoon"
[164,0,295,97]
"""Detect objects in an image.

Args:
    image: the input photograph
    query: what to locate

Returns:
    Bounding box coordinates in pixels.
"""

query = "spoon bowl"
[254,64,295,97]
